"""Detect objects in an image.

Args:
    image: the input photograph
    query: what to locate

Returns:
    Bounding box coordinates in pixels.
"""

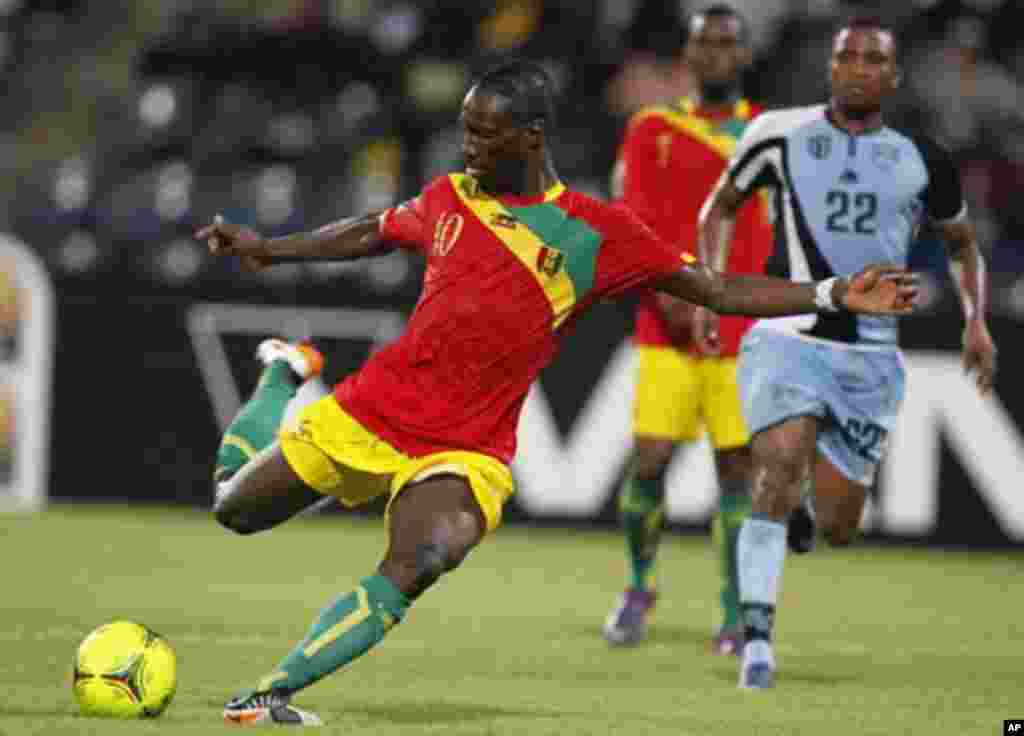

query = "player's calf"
[823,522,857,547]
[811,459,869,548]
[787,492,817,554]
[606,438,672,646]
[751,447,809,520]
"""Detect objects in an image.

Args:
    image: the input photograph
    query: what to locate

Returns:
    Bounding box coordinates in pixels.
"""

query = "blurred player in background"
[603,4,772,655]
[197,61,914,726]
[697,17,997,689]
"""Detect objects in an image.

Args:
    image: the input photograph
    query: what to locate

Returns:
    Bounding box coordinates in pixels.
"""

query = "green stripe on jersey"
[507,203,600,300]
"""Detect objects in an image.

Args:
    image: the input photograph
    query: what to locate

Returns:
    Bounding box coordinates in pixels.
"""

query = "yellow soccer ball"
[72,621,177,718]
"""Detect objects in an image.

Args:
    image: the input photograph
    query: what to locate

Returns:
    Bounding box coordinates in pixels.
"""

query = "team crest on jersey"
[536,246,565,276]
[872,143,901,171]
[807,134,832,160]
[432,212,464,256]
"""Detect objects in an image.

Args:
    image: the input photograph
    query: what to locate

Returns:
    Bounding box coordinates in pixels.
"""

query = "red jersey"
[615,97,772,356]
[334,174,693,464]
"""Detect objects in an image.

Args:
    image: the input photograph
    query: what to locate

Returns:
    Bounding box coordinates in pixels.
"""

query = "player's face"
[460,88,533,194]
[684,15,750,88]
[830,28,899,116]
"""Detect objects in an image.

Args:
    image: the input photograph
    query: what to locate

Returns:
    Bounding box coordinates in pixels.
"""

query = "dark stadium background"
[0,0,1022,547]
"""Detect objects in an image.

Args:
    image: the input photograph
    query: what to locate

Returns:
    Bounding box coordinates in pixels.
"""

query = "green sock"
[619,468,666,592]
[253,574,410,696]
[715,489,751,630]
[214,361,297,482]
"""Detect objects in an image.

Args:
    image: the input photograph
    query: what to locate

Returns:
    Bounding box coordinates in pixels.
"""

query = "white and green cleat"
[256,339,324,382]
[223,690,323,727]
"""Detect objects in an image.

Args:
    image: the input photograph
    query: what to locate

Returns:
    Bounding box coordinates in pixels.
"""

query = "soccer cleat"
[602,588,656,646]
[223,690,323,727]
[257,339,324,382]
[787,494,817,555]
[739,661,775,690]
[738,640,776,690]
[711,626,743,656]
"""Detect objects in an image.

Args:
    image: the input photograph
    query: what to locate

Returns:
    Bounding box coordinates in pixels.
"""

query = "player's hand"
[692,306,721,356]
[837,264,919,315]
[657,293,696,347]
[962,319,997,395]
[195,215,269,272]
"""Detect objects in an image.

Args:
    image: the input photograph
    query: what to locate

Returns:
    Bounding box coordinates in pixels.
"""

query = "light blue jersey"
[727,104,965,346]
[727,105,965,483]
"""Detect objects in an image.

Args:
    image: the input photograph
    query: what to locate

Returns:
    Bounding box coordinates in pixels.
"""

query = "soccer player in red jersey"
[603,4,772,655]
[196,61,915,725]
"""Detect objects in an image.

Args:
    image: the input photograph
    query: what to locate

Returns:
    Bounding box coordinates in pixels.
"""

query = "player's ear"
[524,120,544,151]
[891,64,903,90]
[738,44,754,70]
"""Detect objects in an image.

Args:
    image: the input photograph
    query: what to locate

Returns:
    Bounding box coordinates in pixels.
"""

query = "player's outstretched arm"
[651,262,918,318]
[940,219,997,394]
[196,213,386,270]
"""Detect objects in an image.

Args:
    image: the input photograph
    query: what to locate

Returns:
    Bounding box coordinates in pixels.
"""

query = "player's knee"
[213,505,259,535]
[383,542,465,598]
[417,541,468,581]
[633,440,675,479]
[715,446,751,490]
[413,542,447,586]
[753,438,810,514]
[211,484,259,535]
[756,437,807,487]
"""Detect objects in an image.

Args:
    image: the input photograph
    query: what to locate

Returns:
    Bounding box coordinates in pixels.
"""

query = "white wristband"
[814,277,840,312]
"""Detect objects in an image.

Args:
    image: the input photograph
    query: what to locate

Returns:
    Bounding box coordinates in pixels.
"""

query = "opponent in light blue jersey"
[695,16,997,691]
[727,102,962,346]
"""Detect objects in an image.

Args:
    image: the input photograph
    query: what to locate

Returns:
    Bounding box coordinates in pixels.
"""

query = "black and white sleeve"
[726,111,787,195]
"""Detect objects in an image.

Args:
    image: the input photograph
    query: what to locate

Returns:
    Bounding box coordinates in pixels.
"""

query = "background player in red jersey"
[603,5,772,656]
[196,61,915,726]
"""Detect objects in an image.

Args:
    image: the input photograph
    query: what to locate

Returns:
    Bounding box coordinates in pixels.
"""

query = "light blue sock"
[737,514,787,649]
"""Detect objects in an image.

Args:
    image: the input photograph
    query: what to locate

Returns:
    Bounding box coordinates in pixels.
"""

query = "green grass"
[2,504,1020,735]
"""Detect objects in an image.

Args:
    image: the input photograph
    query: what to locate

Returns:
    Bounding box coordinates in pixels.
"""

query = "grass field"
[2,504,1020,735]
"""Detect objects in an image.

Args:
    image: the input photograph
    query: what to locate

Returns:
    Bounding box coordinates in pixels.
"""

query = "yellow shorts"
[632,345,749,449]
[279,396,515,533]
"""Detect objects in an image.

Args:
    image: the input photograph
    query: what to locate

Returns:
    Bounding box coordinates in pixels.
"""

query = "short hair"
[836,15,900,59]
[473,60,557,130]
[687,3,750,44]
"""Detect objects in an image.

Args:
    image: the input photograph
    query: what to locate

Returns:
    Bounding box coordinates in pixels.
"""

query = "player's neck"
[481,153,558,201]
[518,154,560,200]
[694,83,741,115]
[827,100,884,135]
